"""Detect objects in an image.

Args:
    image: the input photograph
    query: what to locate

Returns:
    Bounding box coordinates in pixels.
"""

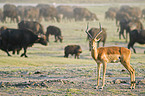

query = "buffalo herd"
[0,19,82,58]
[0,4,98,23]
[0,4,145,58]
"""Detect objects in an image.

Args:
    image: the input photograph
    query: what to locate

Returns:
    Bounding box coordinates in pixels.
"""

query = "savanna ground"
[0,1,145,96]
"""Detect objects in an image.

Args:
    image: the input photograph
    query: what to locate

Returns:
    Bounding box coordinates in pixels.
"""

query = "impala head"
[85,23,102,49]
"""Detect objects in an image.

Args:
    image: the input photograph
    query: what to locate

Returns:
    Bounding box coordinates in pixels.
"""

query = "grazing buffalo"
[37,4,59,22]
[24,7,40,21]
[16,6,26,21]
[86,24,107,51]
[56,5,74,21]
[128,29,145,53]
[0,28,47,57]
[119,5,141,19]
[127,7,142,19]
[118,18,130,40]
[118,19,143,42]
[64,45,82,59]
[105,10,116,20]
[108,7,119,13]
[105,7,119,20]
[115,11,131,26]
[18,20,44,35]
[116,5,142,26]
[73,7,98,21]
[45,26,63,42]
[3,4,19,23]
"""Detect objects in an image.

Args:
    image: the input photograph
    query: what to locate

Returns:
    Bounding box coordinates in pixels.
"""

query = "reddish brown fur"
[91,42,135,89]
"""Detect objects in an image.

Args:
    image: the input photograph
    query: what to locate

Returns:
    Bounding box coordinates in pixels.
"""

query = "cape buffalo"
[73,7,98,21]
[128,29,145,53]
[46,26,63,43]
[64,45,82,59]
[3,4,19,23]
[116,5,142,26]
[0,28,47,57]
[37,4,59,22]
[56,5,74,21]
[105,7,119,20]
[24,7,40,21]
[18,20,44,35]
[105,10,116,20]
[118,19,143,42]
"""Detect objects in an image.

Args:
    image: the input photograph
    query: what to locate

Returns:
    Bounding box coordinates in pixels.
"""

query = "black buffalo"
[128,29,145,53]
[118,19,143,42]
[24,7,40,21]
[45,26,63,43]
[3,4,19,23]
[0,28,47,57]
[36,4,59,22]
[64,45,82,59]
[56,5,74,21]
[0,43,21,55]
[73,7,98,21]
[18,20,44,35]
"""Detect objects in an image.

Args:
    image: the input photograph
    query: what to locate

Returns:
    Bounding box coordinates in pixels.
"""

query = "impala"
[85,23,135,89]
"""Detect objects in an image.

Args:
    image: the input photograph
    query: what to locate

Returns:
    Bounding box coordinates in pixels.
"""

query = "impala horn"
[93,22,102,39]
[85,22,93,39]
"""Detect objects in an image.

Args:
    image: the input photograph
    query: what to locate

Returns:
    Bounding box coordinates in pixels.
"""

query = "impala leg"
[130,65,136,89]
[96,63,101,89]
[101,62,107,89]
[122,62,135,89]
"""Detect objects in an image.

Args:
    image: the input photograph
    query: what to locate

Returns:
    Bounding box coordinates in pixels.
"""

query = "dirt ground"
[0,63,145,96]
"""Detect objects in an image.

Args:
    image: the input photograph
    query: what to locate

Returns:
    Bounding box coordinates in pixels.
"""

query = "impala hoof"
[129,86,135,89]
[130,86,135,89]
[129,86,132,89]
[132,86,135,89]
[94,86,99,89]
[99,86,104,89]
